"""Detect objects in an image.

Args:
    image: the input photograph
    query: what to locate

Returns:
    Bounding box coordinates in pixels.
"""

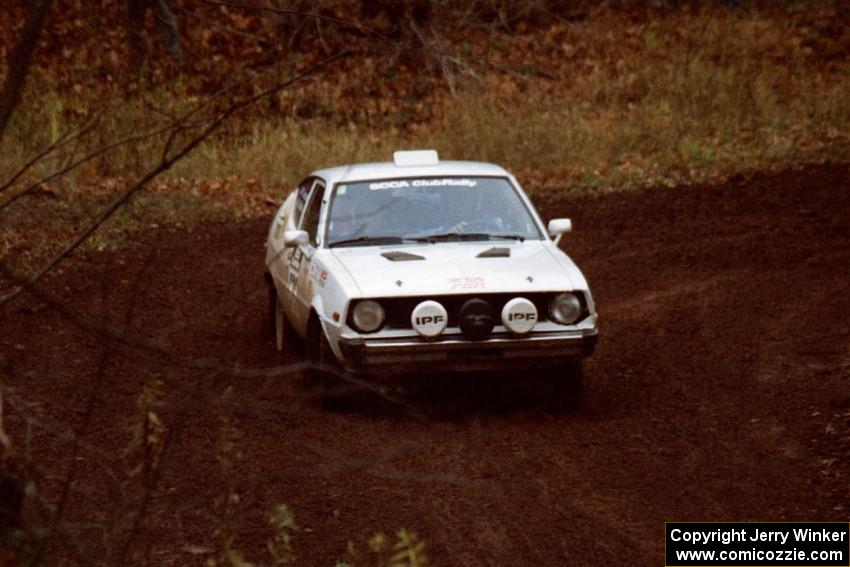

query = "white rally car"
[265,150,597,380]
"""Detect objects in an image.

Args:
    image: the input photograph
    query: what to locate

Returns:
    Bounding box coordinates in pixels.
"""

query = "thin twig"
[0,50,350,307]
[0,60,269,213]
[204,0,395,44]
[182,8,268,41]
[0,116,99,195]
[0,122,174,212]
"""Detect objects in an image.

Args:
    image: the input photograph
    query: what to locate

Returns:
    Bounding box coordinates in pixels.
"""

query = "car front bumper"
[337,328,598,375]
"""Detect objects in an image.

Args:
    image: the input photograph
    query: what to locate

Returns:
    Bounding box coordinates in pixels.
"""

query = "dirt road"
[2,164,849,565]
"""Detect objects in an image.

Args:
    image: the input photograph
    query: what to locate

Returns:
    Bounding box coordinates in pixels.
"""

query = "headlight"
[351,300,385,333]
[549,293,583,325]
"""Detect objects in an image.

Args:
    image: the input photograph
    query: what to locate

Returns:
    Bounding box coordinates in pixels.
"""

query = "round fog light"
[549,293,582,325]
[411,300,448,337]
[352,300,385,333]
[501,297,537,334]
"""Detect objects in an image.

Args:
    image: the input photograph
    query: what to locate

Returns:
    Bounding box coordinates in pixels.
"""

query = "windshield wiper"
[411,232,526,243]
[485,234,526,242]
[328,235,405,248]
[329,235,433,248]
[330,233,527,247]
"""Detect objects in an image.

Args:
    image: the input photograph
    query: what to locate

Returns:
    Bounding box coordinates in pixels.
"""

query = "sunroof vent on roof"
[393,150,439,167]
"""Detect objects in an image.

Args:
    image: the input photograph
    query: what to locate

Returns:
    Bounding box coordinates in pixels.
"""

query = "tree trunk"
[0,0,54,144]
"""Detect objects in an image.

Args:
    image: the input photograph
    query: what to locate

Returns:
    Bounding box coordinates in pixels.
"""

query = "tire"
[265,273,277,340]
[274,294,287,352]
[303,315,340,384]
[268,277,299,354]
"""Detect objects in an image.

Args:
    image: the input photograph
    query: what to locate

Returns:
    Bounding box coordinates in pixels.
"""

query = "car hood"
[330,241,580,297]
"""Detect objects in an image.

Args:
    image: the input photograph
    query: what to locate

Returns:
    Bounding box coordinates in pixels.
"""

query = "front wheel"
[269,278,298,354]
[274,294,287,352]
[303,317,342,384]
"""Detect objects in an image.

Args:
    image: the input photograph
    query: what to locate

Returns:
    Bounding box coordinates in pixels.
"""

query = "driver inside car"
[442,187,506,234]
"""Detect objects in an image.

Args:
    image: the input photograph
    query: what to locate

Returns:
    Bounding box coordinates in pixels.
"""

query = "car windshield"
[326,177,541,247]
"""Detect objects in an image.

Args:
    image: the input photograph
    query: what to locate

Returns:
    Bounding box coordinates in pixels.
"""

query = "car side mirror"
[547,218,572,245]
[283,229,309,247]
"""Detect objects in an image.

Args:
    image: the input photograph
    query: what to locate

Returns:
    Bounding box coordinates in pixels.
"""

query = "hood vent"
[477,246,510,258]
[381,250,425,262]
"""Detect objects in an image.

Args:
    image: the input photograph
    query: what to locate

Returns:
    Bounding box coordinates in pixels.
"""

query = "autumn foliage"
[1,0,849,266]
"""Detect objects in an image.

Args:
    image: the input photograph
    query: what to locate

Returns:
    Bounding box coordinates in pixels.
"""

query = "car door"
[288,178,326,331]
[268,178,313,307]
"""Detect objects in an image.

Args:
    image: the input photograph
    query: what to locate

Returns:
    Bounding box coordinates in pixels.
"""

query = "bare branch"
[0,78,234,212]
[0,122,174,212]
[0,260,304,380]
[204,0,395,43]
[0,257,427,424]
[182,7,268,42]
[0,116,99,195]
[0,50,349,308]
[205,0,543,87]
[1,390,125,485]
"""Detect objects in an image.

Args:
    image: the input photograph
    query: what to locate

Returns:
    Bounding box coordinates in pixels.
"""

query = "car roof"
[310,160,511,186]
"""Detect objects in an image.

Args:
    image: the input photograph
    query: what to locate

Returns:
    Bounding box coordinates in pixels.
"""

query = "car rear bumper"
[337,328,598,375]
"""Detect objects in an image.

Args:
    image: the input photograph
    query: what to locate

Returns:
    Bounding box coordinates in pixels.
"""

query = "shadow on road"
[306,369,585,421]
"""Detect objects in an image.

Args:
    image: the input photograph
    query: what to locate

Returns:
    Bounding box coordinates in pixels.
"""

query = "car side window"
[293,178,313,227]
[300,180,325,247]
